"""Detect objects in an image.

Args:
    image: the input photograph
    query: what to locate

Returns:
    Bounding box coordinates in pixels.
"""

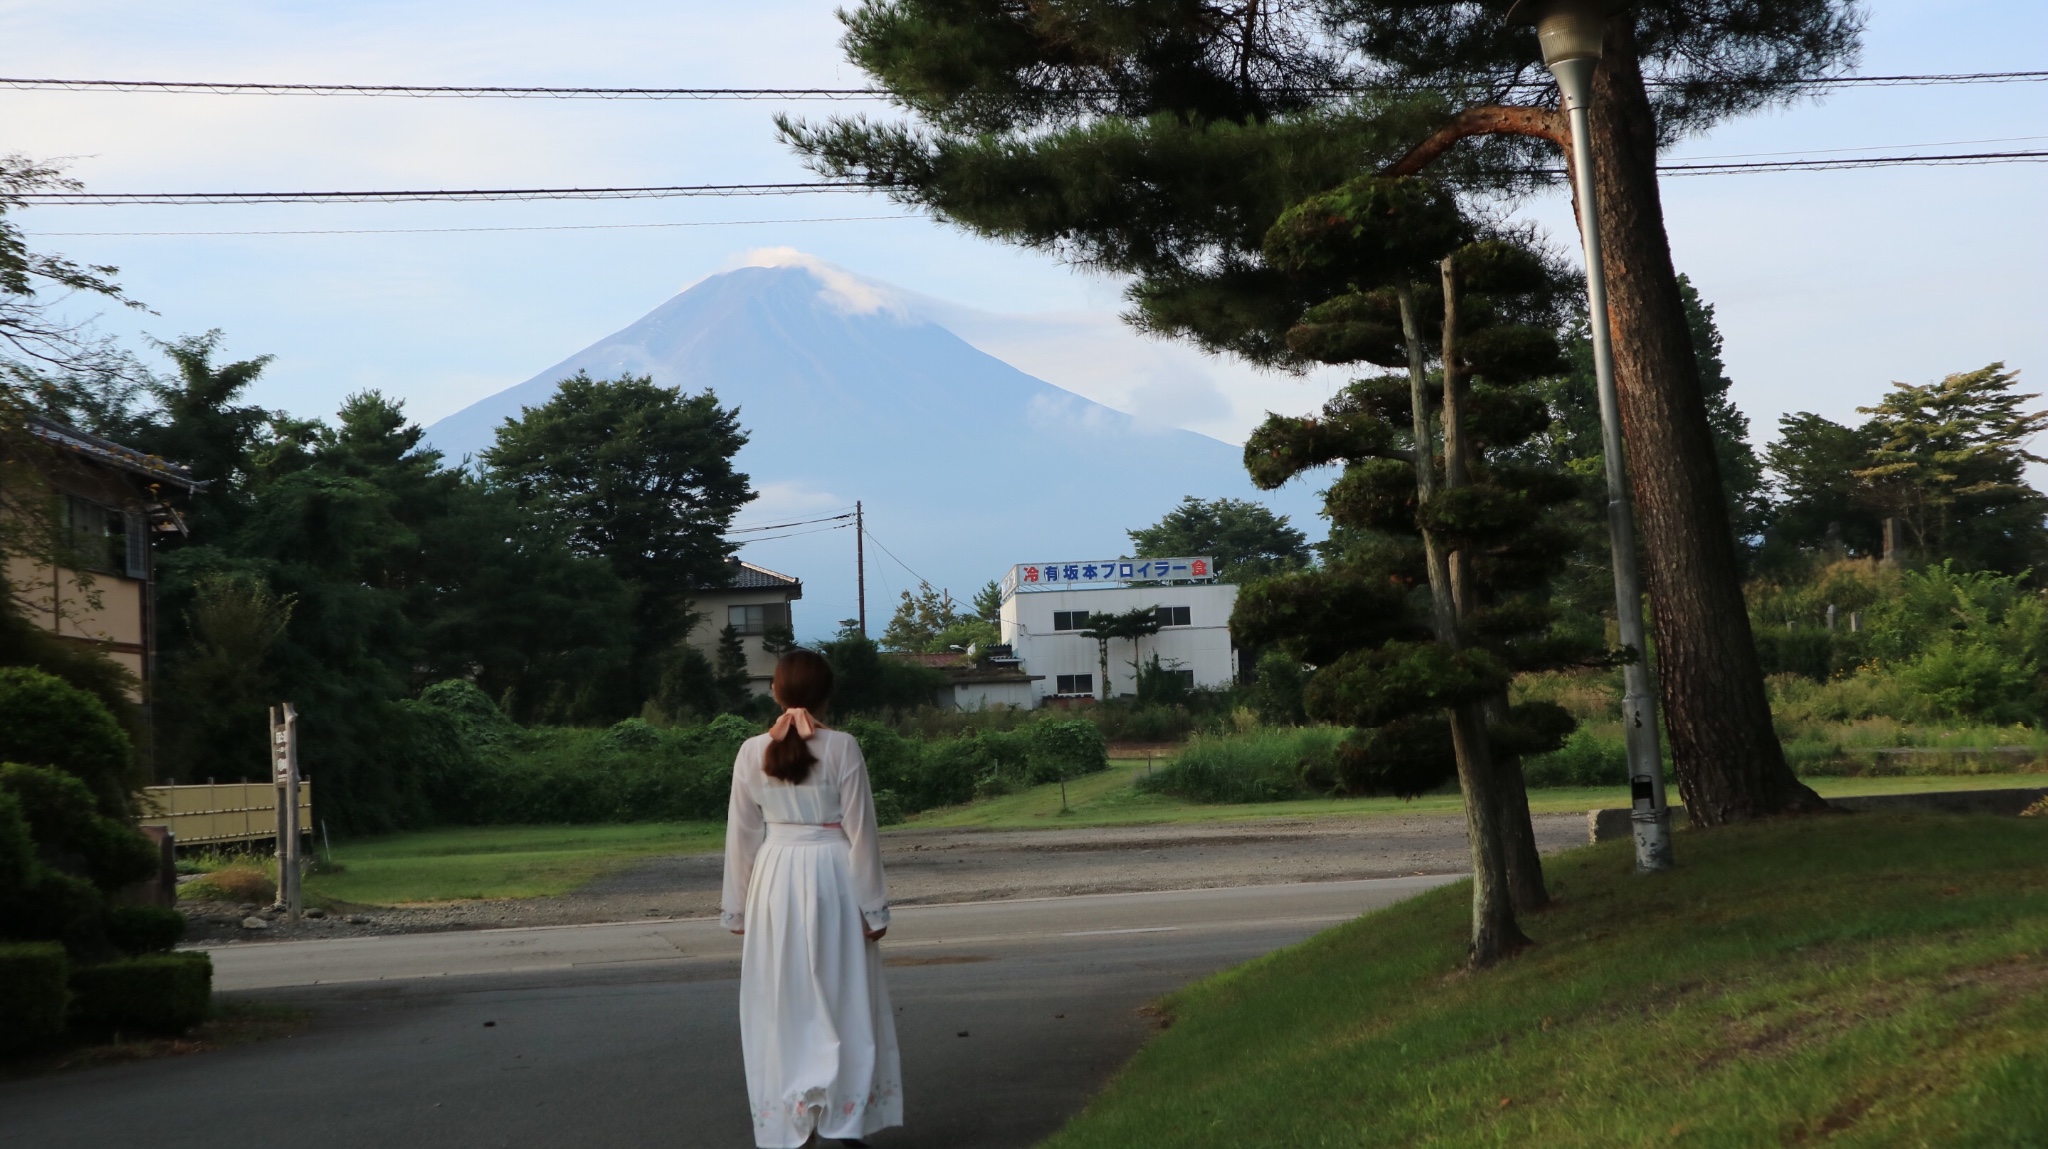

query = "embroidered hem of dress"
[752,1079,903,1137]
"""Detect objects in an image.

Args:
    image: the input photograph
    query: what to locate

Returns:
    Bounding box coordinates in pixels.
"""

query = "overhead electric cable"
[28,214,917,237]
[2,70,2044,98]
[30,149,2045,209]
[16,182,861,206]
[728,511,857,535]
[860,527,930,588]
[732,523,854,546]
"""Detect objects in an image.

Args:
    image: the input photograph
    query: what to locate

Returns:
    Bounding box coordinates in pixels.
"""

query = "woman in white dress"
[723,649,903,1148]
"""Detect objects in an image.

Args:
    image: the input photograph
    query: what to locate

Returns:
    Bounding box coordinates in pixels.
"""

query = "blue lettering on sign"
[1063,564,1081,581]
[1082,563,1099,579]
[1118,563,1135,578]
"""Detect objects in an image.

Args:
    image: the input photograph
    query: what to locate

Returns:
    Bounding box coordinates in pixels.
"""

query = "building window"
[63,494,125,576]
[1155,605,1192,628]
[1052,610,1091,631]
[727,602,791,636]
[1170,669,1195,689]
[1055,673,1094,695]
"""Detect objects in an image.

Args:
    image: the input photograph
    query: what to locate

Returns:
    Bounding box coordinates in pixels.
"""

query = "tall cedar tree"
[1241,177,1593,963]
[788,0,1854,825]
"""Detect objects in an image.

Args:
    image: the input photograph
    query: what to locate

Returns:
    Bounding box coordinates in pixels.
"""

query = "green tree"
[1080,607,1163,701]
[1128,496,1310,580]
[714,625,752,713]
[1762,412,1886,561]
[880,581,963,652]
[970,580,1003,623]
[819,620,945,714]
[1855,365,2048,572]
[789,0,1857,829]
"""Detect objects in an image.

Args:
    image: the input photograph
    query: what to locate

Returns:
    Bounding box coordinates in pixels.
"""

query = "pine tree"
[786,0,1857,826]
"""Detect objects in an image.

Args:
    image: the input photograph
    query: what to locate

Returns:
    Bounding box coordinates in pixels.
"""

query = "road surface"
[0,876,1458,1149]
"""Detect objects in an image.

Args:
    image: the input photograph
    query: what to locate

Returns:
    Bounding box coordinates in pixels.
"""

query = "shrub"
[0,667,135,815]
[104,905,186,955]
[0,869,104,955]
[1140,728,1346,803]
[181,865,275,904]
[871,789,906,826]
[1521,727,1631,788]
[70,952,212,1034]
[0,763,159,891]
[0,941,68,1054]
[0,789,32,896]
[1026,720,1108,784]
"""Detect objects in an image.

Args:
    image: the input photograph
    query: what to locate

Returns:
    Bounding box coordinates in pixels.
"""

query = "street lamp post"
[1507,0,1673,872]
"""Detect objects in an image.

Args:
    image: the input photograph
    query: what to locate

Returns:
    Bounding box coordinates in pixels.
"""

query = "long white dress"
[722,728,903,1148]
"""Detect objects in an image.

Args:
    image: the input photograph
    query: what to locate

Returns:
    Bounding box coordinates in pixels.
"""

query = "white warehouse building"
[998,557,1239,704]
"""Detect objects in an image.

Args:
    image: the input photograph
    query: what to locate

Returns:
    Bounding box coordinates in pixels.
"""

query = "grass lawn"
[902,763,2048,831]
[305,822,722,906]
[1043,813,2048,1147]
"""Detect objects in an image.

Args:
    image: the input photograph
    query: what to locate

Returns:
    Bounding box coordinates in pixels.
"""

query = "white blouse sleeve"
[836,735,892,931]
[720,744,765,931]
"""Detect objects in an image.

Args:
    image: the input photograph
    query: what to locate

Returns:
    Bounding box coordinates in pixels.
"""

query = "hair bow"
[768,706,820,742]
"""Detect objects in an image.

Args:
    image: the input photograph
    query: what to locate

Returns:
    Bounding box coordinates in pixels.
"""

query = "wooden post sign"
[269,703,304,922]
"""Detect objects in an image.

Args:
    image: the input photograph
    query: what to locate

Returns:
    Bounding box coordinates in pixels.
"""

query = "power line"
[0,77,884,100]
[860,527,931,588]
[1658,149,2048,174]
[728,511,856,536]
[26,214,917,237]
[732,522,854,546]
[3,70,2045,100]
[28,149,2045,209]
[16,182,862,206]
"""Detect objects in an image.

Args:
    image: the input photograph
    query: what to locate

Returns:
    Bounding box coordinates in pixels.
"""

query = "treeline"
[25,335,763,830]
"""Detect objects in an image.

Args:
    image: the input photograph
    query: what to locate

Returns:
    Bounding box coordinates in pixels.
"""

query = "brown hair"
[763,648,834,784]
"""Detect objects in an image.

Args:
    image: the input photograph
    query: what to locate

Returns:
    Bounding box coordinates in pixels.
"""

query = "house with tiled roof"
[4,415,204,709]
[682,558,802,697]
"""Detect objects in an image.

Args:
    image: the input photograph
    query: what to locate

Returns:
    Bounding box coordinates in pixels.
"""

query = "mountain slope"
[426,262,1318,638]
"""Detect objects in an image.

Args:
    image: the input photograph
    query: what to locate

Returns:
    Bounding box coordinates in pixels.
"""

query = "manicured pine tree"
[1237,175,1601,964]
[788,0,1856,826]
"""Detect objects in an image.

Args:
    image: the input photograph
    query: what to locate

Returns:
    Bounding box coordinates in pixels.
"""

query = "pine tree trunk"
[1399,283,1528,966]
[1587,25,1827,826]
[1439,260,1548,913]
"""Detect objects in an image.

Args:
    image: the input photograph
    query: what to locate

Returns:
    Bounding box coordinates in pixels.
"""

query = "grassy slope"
[1043,814,2048,1148]
[305,822,722,905]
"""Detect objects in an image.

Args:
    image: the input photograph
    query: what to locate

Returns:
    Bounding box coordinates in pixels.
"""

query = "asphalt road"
[0,876,1458,1149]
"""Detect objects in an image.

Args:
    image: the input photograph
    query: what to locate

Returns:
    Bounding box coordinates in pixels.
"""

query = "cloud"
[726,247,906,316]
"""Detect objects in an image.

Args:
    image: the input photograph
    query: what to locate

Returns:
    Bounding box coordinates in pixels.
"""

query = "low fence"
[137,781,313,847]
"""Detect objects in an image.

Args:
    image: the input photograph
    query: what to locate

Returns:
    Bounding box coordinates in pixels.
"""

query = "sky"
[2,1,2044,529]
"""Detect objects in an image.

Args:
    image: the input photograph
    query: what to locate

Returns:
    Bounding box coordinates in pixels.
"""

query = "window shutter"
[124,511,149,578]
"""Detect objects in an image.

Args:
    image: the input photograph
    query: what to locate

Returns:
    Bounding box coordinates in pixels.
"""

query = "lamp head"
[1504,0,1631,66]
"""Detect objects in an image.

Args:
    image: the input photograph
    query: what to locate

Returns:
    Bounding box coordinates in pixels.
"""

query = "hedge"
[104,905,187,955]
[0,941,69,1054]
[70,952,213,1034]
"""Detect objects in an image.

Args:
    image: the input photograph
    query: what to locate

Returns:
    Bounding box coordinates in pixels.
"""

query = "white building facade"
[997,557,1238,704]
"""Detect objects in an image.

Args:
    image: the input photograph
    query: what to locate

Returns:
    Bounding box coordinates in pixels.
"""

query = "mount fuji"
[424,256,1321,639]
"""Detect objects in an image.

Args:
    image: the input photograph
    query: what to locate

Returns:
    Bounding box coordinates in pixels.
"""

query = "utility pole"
[855,500,867,637]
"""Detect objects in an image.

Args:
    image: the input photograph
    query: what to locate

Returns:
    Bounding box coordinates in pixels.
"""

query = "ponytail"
[762,649,833,784]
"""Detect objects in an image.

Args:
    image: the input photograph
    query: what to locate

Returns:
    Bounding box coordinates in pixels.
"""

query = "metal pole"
[270,706,288,907]
[856,500,867,637]
[282,703,303,920]
[1551,55,1673,872]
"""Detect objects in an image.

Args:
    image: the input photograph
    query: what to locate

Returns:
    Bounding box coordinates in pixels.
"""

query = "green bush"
[70,952,212,1035]
[0,869,108,955]
[1139,728,1346,803]
[0,668,135,816]
[0,762,158,891]
[0,789,33,896]
[0,941,69,1054]
[871,789,906,826]
[1026,720,1109,784]
[104,905,186,955]
[1521,727,1631,788]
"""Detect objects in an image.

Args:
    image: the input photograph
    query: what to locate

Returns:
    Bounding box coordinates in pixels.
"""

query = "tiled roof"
[25,416,205,492]
[725,559,802,591]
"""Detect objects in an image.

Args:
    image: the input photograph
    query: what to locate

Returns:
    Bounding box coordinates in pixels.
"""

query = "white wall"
[949,680,1038,712]
[1000,584,1238,704]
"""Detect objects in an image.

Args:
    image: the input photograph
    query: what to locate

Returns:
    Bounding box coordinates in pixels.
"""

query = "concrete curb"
[1587,786,2048,844]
